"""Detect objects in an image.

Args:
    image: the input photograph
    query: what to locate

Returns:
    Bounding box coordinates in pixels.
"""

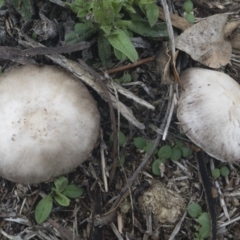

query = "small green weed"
[35,176,83,224]
[133,137,193,176]
[65,0,168,65]
[183,0,195,23]
[187,203,211,239]
[109,131,127,147]
[211,166,230,179]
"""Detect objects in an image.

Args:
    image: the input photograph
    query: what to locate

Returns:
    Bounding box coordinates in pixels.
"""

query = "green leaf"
[143,142,157,154]
[133,137,147,149]
[118,132,126,147]
[118,154,125,166]
[65,22,97,44]
[117,20,132,28]
[158,145,172,159]
[183,0,194,13]
[144,3,159,27]
[109,131,126,147]
[181,146,193,158]
[11,0,33,21]
[198,212,211,227]
[93,0,115,25]
[211,168,220,179]
[114,48,127,61]
[174,139,184,148]
[54,192,70,206]
[100,25,112,36]
[128,20,168,37]
[152,159,162,176]
[187,203,202,218]
[0,0,4,8]
[107,29,138,62]
[98,33,112,67]
[220,166,230,177]
[54,177,68,193]
[62,185,84,198]
[170,147,182,161]
[115,74,132,84]
[65,0,92,18]
[185,13,195,23]
[112,0,123,15]
[199,224,211,238]
[35,195,53,224]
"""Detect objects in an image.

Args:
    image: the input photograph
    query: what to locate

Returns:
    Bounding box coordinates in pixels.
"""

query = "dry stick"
[106,56,155,74]
[160,0,178,140]
[107,81,155,110]
[100,129,108,192]
[162,87,177,140]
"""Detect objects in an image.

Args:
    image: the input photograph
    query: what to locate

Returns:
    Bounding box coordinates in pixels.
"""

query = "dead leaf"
[155,42,173,85]
[230,33,240,50]
[224,20,240,38]
[175,14,232,68]
[158,7,191,31]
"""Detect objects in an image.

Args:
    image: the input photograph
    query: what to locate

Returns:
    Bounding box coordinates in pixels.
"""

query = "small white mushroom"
[0,65,100,183]
[177,67,240,162]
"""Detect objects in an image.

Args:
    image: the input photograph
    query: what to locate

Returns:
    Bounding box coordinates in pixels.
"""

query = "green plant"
[10,0,33,21]
[65,0,168,65]
[211,168,220,178]
[35,177,83,224]
[134,137,147,149]
[220,166,229,177]
[109,131,126,147]
[187,203,211,239]
[152,159,163,175]
[212,166,230,178]
[133,137,193,175]
[115,73,132,84]
[183,0,195,23]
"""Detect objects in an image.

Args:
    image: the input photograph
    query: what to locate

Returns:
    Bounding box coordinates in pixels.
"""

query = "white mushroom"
[177,67,240,162]
[0,65,100,183]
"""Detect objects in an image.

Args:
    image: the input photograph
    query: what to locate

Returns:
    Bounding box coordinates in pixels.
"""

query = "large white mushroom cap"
[177,67,240,162]
[0,65,100,183]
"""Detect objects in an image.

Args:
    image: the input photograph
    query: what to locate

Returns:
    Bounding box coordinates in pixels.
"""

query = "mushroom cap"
[0,65,100,183]
[177,67,240,162]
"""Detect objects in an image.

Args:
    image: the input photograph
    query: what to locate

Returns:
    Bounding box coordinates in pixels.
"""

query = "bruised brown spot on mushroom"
[0,65,100,183]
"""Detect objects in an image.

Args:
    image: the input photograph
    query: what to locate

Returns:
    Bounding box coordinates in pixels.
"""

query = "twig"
[168,211,187,240]
[107,81,155,110]
[160,0,176,56]
[110,222,124,240]
[122,81,155,98]
[100,129,108,192]
[162,89,177,140]
[106,56,155,74]
[218,215,240,228]
[48,0,66,8]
